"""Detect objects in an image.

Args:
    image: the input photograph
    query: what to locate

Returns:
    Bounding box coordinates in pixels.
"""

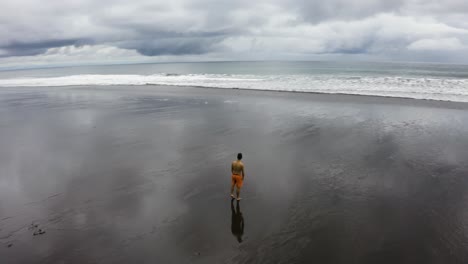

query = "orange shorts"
[232,174,243,188]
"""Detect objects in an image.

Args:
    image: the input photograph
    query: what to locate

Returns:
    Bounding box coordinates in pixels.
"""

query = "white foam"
[1,73,468,102]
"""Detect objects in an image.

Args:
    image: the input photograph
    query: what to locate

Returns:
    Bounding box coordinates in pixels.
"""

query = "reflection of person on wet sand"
[231,200,244,243]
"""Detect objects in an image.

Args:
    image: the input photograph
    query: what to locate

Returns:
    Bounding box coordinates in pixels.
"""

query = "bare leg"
[236,187,241,200]
[231,183,235,198]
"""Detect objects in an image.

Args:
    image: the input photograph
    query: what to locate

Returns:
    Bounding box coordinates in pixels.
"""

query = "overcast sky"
[1,0,468,67]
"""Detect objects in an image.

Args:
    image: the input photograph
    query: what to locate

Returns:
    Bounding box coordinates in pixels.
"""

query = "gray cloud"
[290,0,405,23]
[0,39,90,57]
[120,38,222,56]
[0,0,467,64]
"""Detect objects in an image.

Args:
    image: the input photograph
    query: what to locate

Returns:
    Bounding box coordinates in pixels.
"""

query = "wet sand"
[1,85,468,264]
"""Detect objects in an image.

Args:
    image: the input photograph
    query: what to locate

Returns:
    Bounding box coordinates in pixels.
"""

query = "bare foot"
[236,197,242,201]
[231,194,235,199]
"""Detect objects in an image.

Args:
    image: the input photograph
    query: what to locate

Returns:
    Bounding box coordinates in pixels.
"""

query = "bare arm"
[242,165,245,179]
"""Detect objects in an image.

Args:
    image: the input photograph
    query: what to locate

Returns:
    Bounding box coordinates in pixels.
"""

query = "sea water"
[1,61,468,102]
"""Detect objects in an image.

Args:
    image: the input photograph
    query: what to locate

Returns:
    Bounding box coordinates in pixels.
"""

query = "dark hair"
[237,153,242,160]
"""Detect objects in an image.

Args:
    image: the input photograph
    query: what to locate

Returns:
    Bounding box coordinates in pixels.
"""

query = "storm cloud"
[1,0,468,65]
[0,39,90,57]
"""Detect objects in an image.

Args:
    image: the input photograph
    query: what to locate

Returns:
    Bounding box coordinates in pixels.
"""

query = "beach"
[2,85,468,264]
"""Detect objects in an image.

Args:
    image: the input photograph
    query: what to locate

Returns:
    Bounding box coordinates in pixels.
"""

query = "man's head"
[237,153,242,160]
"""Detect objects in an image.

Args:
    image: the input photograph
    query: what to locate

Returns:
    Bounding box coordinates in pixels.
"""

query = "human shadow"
[231,199,245,243]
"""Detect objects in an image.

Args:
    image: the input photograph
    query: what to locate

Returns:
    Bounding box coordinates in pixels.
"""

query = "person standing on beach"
[231,153,245,201]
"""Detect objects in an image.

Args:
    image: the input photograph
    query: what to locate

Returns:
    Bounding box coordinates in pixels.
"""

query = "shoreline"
[3,84,468,109]
[156,84,468,109]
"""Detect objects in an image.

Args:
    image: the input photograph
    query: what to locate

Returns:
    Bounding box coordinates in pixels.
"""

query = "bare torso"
[232,160,244,177]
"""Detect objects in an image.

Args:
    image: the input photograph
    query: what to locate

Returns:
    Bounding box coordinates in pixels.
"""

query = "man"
[231,153,245,201]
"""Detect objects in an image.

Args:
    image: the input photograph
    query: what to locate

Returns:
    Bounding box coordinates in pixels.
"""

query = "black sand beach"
[1,85,468,264]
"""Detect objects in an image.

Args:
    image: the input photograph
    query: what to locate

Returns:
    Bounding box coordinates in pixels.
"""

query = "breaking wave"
[1,73,468,102]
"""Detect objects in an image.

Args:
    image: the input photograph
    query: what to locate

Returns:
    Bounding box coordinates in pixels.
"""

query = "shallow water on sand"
[1,86,468,264]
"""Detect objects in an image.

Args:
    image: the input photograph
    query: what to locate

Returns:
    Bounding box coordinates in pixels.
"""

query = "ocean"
[1,61,468,102]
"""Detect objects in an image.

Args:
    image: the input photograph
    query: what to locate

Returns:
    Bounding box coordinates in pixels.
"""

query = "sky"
[1,0,468,67]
